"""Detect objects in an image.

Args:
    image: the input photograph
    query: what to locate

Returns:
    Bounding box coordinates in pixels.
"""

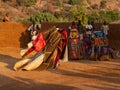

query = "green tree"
[87,10,120,23]
[69,7,88,24]
[16,12,57,23]
[29,12,57,23]
[99,10,120,22]
[106,10,120,22]
[87,11,100,22]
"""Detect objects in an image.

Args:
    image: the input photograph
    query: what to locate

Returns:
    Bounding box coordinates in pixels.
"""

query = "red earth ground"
[0,22,120,90]
[0,47,120,90]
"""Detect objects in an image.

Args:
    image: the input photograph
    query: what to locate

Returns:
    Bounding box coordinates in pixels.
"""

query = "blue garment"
[94,31,105,38]
[101,46,109,55]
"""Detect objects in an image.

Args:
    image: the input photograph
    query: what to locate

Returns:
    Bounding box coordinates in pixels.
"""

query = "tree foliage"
[69,7,88,24]
[87,11,100,22]
[99,10,120,22]
[87,10,120,23]
[29,12,57,23]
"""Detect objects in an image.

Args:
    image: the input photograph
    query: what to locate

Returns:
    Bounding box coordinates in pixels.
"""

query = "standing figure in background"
[68,21,77,37]
[93,35,100,60]
[101,21,109,37]
[77,20,83,34]
[85,21,93,40]
[91,21,95,32]
[69,21,77,30]
[3,13,10,22]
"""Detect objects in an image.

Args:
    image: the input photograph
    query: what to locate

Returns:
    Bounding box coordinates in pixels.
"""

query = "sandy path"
[0,47,120,90]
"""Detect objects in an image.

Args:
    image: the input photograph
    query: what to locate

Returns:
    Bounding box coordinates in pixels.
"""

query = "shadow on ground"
[49,60,120,90]
[0,74,80,90]
[0,54,19,70]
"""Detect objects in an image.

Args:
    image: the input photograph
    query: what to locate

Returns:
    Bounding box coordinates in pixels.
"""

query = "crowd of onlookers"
[68,20,110,61]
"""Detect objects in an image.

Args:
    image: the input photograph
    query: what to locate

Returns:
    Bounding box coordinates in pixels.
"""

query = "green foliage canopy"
[69,7,88,24]
[29,12,57,23]
[87,10,120,23]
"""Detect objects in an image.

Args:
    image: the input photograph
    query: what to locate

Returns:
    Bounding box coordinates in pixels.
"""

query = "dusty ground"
[0,47,120,90]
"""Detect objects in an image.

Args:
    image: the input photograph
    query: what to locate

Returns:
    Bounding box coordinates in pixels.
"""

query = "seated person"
[3,13,10,22]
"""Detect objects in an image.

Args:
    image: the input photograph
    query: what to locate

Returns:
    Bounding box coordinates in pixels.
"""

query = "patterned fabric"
[68,38,81,60]
[54,29,68,67]
[43,29,62,63]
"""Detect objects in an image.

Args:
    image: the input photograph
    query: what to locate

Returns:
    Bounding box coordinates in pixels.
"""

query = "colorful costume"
[53,29,68,68]
[68,29,81,60]
[14,26,68,71]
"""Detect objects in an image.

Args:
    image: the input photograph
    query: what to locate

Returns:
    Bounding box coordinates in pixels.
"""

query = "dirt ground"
[0,47,120,90]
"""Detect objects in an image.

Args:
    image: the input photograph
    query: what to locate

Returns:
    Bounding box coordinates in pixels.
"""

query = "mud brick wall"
[0,22,31,48]
[109,24,120,49]
[0,22,119,49]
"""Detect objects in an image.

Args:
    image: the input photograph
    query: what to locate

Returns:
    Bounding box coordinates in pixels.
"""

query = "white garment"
[68,26,71,30]
[27,24,41,31]
[20,48,29,56]
[27,35,37,49]
[85,24,93,30]
[22,53,44,71]
[86,31,92,35]
[101,25,109,35]
[14,53,44,71]
[60,45,68,62]
[27,41,33,48]
[80,34,83,40]
[32,35,37,41]
[27,25,34,31]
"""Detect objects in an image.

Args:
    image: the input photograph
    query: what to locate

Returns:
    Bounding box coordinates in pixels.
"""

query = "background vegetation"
[1,0,120,24]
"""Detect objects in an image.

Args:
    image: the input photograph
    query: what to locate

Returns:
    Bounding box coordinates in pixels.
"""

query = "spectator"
[85,21,93,31]
[77,20,83,34]
[91,21,95,31]
[85,21,93,40]
[3,13,10,22]
[93,35,101,60]
[101,21,109,37]
[69,21,77,30]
